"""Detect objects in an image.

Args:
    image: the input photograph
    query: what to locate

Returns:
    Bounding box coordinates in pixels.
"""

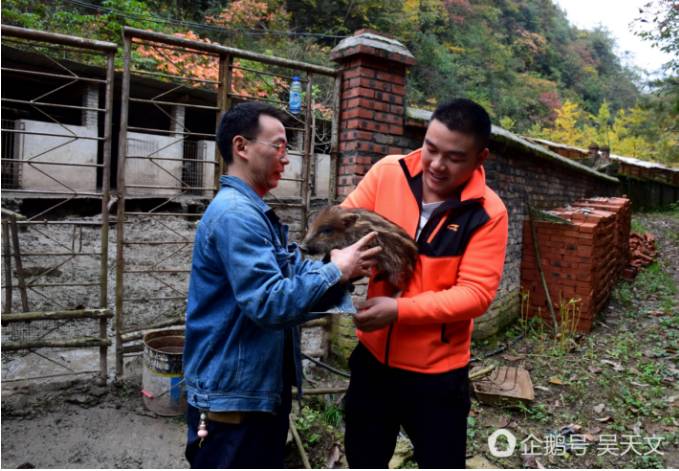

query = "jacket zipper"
[387,199,426,367]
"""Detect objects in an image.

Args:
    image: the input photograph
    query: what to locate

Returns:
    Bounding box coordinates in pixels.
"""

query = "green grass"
[516,402,551,423]
[475,227,676,466]
[633,453,665,469]
[639,201,679,219]
[631,218,648,234]
[612,281,634,308]
[466,415,478,443]
[295,405,323,445]
[636,262,677,297]
[637,362,665,387]
[321,403,343,428]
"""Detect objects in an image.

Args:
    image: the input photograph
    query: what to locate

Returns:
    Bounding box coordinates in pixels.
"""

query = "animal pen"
[1,24,343,382]
[1,25,115,383]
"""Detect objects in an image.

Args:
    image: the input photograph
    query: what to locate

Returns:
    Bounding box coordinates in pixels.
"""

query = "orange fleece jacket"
[342,149,508,373]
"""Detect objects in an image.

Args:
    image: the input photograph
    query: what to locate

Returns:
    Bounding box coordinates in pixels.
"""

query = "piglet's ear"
[341,212,359,228]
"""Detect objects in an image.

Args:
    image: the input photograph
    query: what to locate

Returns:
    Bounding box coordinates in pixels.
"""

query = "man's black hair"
[431,98,491,150]
[216,102,288,165]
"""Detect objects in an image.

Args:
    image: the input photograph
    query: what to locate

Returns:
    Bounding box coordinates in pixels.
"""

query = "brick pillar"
[330,30,416,198]
[599,145,610,161]
[587,143,599,159]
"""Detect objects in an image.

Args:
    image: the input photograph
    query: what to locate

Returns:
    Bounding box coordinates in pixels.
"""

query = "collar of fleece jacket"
[398,148,487,204]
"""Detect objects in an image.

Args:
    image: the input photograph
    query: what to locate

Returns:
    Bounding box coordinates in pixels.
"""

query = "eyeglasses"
[245,138,288,157]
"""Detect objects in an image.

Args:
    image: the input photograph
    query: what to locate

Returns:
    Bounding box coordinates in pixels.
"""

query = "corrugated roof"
[529,136,678,174]
[610,153,678,172]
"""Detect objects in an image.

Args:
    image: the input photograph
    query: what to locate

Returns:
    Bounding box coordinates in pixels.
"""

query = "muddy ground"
[1,209,677,468]
[0,356,339,469]
[1,376,187,467]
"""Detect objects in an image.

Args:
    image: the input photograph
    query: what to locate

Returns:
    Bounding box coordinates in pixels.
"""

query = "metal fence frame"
[0,25,343,381]
[0,25,116,383]
[114,27,342,377]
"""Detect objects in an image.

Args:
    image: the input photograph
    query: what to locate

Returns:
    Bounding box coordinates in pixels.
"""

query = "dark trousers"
[185,398,291,468]
[344,343,471,469]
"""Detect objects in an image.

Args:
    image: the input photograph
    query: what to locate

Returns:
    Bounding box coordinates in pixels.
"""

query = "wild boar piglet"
[301,205,417,291]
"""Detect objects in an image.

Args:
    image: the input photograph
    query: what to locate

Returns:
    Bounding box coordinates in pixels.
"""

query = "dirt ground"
[1,356,188,469]
[1,209,677,469]
[0,355,340,469]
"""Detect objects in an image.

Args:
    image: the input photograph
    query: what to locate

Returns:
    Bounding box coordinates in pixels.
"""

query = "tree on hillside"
[636,0,679,74]
[2,0,163,48]
[634,0,679,164]
[535,100,677,164]
[3,0,666,155]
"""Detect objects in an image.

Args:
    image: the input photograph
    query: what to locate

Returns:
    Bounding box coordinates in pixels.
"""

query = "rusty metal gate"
[115,27,341,376]
[0,25,115,383]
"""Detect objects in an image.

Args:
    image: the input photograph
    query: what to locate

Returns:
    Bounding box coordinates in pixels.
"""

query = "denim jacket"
[183,176,355,413]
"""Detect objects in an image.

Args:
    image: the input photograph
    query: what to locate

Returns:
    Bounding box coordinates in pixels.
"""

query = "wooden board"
[472,366,535,406]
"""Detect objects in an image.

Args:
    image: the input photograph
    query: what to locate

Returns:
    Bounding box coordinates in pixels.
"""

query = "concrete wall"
[197,140,217,197]
[264,151,329,199]
[125,132,183,196]
[314,153,331,199]
[193,139,331,200]
[16,119,97,193]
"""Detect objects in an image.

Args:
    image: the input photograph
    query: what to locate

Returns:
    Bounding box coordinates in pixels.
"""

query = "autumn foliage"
[137,30,289,101]
[136,0,292,100]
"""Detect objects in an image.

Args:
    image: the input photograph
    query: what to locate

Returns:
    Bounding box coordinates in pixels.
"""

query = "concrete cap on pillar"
[330,29,415,65]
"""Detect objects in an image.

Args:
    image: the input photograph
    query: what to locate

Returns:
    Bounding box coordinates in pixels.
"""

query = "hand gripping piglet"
[301,206,418,292]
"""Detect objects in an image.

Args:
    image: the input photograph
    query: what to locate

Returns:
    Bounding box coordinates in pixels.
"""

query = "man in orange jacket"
[342,98,508,468]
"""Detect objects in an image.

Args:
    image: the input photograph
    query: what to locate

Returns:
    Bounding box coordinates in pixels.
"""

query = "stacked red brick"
[521,197,631,332]
[571,197,631,277]
[625,233,657,279]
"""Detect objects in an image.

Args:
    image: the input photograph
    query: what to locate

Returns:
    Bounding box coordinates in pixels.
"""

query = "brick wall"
[528,138,679,210]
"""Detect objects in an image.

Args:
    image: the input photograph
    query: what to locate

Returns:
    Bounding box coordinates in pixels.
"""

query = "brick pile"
[521,197,631,332]
[623,233,657,279]
[571,197,632,276]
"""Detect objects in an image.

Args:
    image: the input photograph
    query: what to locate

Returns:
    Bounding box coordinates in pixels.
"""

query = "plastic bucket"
[142,328,186,416]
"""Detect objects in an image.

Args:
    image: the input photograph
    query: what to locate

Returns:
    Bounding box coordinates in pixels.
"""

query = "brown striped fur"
[301,206,418,291]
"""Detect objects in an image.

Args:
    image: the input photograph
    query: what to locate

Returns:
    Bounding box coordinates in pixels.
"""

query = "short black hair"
[431,98,491,150]
[216,102,288,165]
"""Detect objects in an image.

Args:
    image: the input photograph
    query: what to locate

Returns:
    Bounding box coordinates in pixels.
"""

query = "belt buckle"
[206,411,244,424]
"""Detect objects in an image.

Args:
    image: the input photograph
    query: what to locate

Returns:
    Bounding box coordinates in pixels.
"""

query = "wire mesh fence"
[1,25,342,381]
[0,25,116,382]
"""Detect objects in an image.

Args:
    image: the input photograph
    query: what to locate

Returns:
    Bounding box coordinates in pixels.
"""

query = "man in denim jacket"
[183,102,379,468]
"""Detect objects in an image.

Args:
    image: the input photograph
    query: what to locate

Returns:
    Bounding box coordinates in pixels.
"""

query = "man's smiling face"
[420,119,489,203]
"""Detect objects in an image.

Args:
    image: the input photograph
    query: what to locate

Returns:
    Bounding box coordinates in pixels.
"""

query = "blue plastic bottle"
[289,76,302,114]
